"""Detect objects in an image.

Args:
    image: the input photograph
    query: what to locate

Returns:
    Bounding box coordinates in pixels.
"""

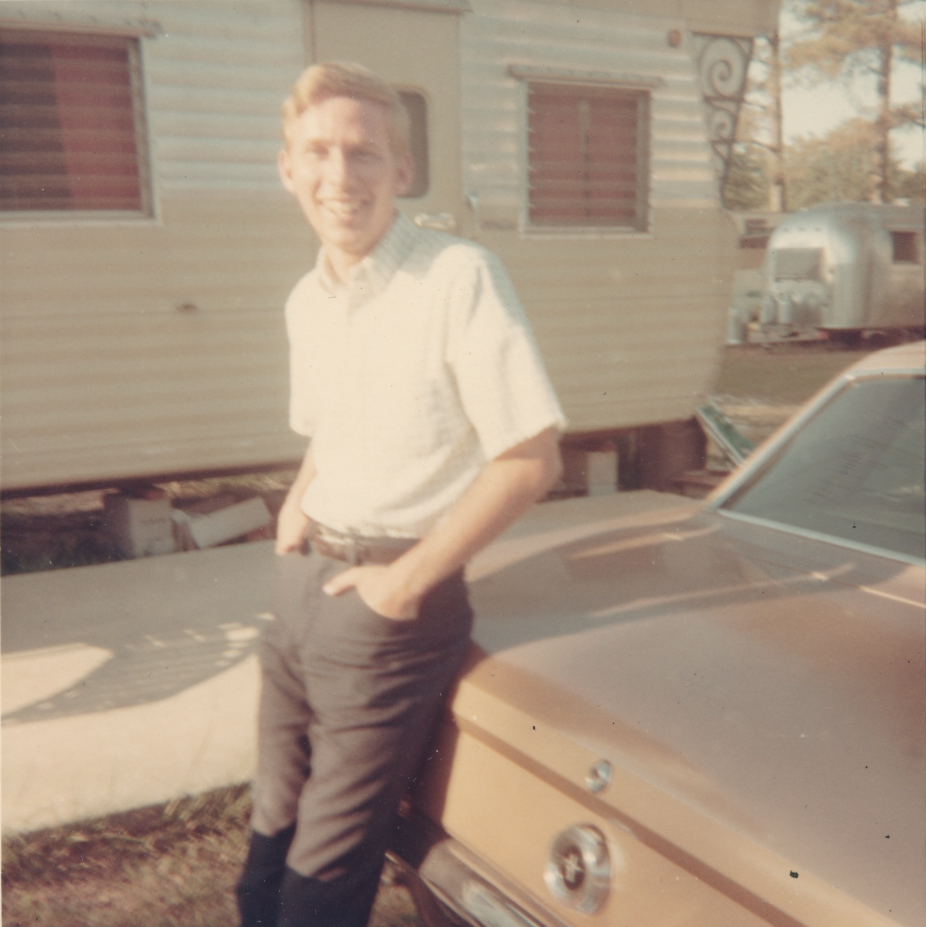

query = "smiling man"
[236,62,565,927]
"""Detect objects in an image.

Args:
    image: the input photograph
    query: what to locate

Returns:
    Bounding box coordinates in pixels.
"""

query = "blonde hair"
[281,61,411,156]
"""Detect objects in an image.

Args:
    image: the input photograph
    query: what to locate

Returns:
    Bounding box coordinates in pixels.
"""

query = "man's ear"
[278,147,296,194]
[394,151,415,197]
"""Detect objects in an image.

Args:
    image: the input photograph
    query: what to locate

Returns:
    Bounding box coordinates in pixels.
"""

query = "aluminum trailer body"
[761,202,925,339]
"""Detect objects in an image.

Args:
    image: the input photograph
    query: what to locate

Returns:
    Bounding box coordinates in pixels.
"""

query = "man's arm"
[275,445,317,555]
[323,427,563,619]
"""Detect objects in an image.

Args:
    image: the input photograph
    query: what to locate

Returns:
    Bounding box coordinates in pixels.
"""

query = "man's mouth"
[321,200,366,218]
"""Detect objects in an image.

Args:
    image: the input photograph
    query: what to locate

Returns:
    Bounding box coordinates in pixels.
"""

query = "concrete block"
[586,449,618,495]
[104,491,175,558]
[561,447,618,496]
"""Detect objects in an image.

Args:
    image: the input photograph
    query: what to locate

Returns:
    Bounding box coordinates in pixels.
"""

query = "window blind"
[528,85,647,229]
[0,31,147,212]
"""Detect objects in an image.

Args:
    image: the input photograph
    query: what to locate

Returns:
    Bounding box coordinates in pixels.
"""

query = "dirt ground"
[0,341,875,926]
[710,341,872,445]
[1,787,423,927]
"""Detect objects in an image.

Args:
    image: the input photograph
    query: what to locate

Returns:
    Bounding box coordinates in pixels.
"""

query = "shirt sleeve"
[446,247,567,461]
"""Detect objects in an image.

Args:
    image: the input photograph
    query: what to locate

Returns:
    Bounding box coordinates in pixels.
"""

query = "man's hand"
[323,564,421,620]
[275,499,310,555]
[275,446,317,555]
[324,428,562,618]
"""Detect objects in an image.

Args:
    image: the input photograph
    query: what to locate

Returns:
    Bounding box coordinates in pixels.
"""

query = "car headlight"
[544,824,610,913]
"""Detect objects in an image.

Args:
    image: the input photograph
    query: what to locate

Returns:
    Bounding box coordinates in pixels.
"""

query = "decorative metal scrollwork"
[692,33,754,188]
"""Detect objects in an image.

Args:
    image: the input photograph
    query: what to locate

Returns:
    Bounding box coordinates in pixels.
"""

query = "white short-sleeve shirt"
[286,212,566,538]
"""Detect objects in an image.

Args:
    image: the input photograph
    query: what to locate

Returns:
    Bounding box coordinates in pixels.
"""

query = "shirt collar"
[315,212,418,303]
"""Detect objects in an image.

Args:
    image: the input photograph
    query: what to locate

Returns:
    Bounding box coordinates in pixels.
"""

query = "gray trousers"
[239,548,472,926]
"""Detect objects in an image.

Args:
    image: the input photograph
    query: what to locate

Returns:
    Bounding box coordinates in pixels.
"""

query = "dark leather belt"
[308,522,418,566]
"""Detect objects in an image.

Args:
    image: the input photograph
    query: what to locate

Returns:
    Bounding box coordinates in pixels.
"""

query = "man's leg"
[278,557,472,927]
[239,553,316,927]
[237,825,297,927]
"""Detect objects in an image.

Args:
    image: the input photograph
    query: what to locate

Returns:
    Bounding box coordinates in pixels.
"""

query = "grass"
[711,342,872,405]
[1,786,423,927]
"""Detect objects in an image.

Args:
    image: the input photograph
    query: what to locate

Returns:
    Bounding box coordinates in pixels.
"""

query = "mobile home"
[0,0,778,494]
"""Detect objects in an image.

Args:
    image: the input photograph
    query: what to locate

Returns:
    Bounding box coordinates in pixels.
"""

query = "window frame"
[891,230,920,265]
[397,89,429,200]
[515,75,652,236]
[0,24,155,223]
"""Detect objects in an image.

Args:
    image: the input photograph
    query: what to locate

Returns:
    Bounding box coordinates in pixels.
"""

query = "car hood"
[449,505,925,926]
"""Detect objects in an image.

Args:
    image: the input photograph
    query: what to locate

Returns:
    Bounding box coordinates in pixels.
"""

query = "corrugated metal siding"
[1,0,769,490]
[1,1,311,490]
[479,208,735,431]
[460,0,738,432]
[461,0,720,224]
[1,190,316,489]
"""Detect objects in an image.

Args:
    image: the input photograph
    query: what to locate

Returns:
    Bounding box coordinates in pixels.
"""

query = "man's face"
[279,95,413,267]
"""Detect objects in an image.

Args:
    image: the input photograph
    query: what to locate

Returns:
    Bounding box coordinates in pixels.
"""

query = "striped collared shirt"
[285,212,565,538]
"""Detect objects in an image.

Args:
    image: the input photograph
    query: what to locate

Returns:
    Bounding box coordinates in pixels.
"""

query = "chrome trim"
[402,834,573,927]
[462,883,544,927]
[585,760,612,794]
[544,825,610,913]
[414,212,457,232]
[718,510,926,569]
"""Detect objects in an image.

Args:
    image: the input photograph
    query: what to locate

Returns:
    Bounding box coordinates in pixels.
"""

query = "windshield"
[722,375,925,561]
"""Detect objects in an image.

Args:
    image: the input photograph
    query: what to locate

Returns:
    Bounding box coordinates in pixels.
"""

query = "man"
[237,62,565,927]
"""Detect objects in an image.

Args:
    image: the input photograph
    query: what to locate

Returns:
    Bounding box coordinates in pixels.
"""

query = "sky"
[779,3,925,167]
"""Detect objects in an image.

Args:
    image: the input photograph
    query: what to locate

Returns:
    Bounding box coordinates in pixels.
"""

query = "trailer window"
[891,231,919,264]
[0,29,151,214]
[774,248,822,280]
[527,84,649,230]
[398,91,428,199]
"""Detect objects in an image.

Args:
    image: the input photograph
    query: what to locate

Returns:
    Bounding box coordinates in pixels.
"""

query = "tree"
[787,0,923,203]
[892,161,925,201]
[784,116,923,207]
[722,33,788,212]
[766,29,788,211]
[723,145,772,210]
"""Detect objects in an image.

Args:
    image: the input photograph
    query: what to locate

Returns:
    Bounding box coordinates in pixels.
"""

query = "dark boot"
[237,825,296,927]
[277,857,384,927]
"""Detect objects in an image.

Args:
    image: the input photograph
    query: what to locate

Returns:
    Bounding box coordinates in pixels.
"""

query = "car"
[389,340,926,927]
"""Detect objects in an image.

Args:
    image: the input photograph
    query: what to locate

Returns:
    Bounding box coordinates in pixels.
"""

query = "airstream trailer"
[0,0,777,496]
[760,202,925,342]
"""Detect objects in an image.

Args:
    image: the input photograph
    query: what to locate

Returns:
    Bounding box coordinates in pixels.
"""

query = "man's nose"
[324,148,355,188]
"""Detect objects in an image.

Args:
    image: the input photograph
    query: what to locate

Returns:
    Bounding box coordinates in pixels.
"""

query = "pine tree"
[787,0,922,203]
[723,32,788,212]
[723,146,772,211]
[784,116,923,207]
